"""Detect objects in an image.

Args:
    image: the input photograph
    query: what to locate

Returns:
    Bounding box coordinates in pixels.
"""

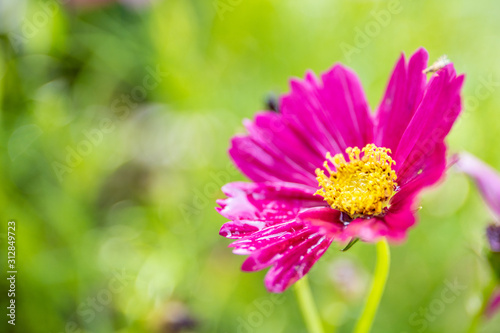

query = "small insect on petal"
[423,55,451,74]
[265,92,280,112]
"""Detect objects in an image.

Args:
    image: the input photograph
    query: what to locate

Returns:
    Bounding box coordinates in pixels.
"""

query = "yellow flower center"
[315,144,398,219]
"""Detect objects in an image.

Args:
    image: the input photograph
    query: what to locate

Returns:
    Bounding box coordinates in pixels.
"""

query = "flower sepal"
[341,238,360,252]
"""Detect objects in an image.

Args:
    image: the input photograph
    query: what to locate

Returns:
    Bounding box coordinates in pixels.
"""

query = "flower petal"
[316,65,374,148]
[299,200,418,243]
[297,204,417,243]
[217,182,326,239]
[229,220,308,255]
[393,142,447,205]
[375,48,429,152]
[229,65,374,186]
[377,196,417,241]
[301,200,417,243]
[296,206,348,239]
[395,64,464,187]
[228,201,417,292]
[341,202,416,243]
[229,112,325,186]
[228,208,344,292]
[264,235,331,292]
[456,152,500,217]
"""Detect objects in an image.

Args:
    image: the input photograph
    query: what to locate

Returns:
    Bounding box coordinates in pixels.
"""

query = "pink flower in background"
[456,154,500,255]
[217,48,464,292]
[456,153,500,318]
[456,153,500,219]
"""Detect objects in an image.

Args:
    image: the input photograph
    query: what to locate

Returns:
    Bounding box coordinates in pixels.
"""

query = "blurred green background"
[1,0,500,332]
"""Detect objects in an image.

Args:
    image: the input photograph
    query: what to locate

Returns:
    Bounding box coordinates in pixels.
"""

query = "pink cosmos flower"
[217,48,464,292]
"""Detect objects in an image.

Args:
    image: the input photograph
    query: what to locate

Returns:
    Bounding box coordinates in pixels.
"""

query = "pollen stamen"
[315,144,397,219]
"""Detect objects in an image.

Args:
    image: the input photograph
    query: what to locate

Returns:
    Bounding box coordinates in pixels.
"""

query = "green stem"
[294,276,325,333]
[466,279,497,333]
[353,238,391,333]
